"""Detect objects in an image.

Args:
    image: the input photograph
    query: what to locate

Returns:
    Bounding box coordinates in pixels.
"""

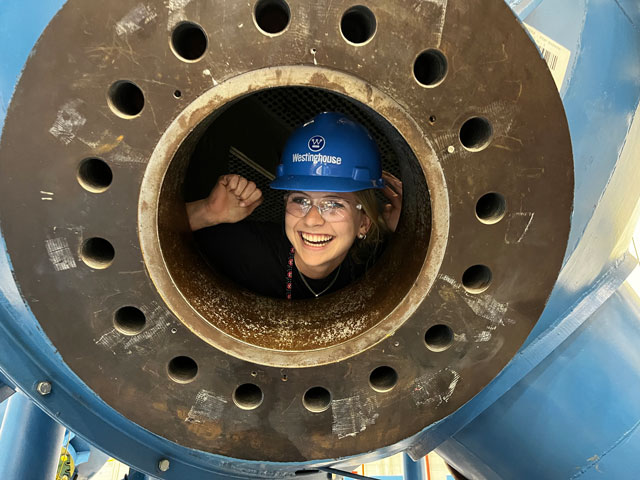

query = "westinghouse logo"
[308,135,325,152]
[292,153,342,165]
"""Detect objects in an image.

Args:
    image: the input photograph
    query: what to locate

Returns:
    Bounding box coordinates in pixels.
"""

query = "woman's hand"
[186,174,263,231]
[381,171,403,233]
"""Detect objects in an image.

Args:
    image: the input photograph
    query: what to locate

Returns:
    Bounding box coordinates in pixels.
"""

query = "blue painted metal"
[1,0,640,478]
[0,391,65,479]
[402,454,426,480]
[0,371,14,404]
[0,399,8,423]
[0,0,65,126]
[437,279,640,478]
[64,431,92,467]
[128,469,156,480]
[425,0,640,477]
[507,0,545,20]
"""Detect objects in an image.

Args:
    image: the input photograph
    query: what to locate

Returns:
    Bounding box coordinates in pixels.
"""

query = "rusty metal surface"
[0,0,572,463]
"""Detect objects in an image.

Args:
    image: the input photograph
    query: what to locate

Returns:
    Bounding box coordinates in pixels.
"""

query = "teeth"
[301,233,333,242]
[301,233,334,246]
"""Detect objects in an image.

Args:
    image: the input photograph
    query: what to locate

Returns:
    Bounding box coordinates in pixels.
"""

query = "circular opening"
[254,0,291,35]
[149,80,435,367]
[107,81,144,118]
[167,356,198,383]
[113,306,146,335]
[429,115,437,125]
[174,90,182,98]
[77,158,112,193]
[369,366,398,393]
[340,6,377,45]
[302,386,332,413]
[171,22,208,62]
[462,265,492,294]
[413,49,448,87]
[476,192,506,224]
[233,383,264,410]
[81,237,115,269]
[459,117,493,151]
[425,324,454,352]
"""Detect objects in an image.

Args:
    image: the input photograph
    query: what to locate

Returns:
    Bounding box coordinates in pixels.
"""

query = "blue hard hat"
[270,112,384,192]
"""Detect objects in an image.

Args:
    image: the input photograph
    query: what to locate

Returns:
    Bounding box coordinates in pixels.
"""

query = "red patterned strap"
[286,246,295,300]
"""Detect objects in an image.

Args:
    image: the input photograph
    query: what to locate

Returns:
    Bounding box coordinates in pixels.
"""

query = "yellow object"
[56,447,75,480]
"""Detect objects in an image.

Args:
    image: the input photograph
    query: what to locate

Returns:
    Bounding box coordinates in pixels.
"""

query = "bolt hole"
[282,374,288,382]
[107,81,144,118]
[459,117,493,151]
[476,193,506,224]
[81,238,115,269]
[254,0,290,35]
[233,383,264,410]
[341,6,377,45]
[429,115,437,124]
[171,22,207,62]
[302,386,331,413]
[77,158,112,193]
[113,306,146,335]
[174,90,182,98]
[425,324,454,352]
[462,265,492,294]
[369,366,398,393]
[414,49,448,87]
[167,356,198,384]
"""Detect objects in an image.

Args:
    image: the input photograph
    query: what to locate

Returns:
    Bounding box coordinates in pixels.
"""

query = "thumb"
[246,197,264,213]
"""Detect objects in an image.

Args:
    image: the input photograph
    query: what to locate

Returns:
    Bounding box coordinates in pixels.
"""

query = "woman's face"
[285,191,371,278]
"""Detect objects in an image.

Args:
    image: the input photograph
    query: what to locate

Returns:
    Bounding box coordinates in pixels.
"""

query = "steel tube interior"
[157,86,431,356]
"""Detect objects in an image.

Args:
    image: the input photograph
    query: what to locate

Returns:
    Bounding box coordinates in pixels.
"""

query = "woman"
[186,112,402,299]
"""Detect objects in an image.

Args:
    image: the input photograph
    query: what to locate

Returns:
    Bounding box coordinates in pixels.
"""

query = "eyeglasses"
[285,194,362,222]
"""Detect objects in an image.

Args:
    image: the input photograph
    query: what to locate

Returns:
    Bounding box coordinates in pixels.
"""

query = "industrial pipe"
[0,392,65,479]
[0,0,639,478]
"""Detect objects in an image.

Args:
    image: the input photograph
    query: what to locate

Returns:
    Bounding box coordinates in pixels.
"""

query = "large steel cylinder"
[0,0,638,479]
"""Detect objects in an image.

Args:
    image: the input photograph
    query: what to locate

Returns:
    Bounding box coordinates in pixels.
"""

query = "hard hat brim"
[270,175,384,193]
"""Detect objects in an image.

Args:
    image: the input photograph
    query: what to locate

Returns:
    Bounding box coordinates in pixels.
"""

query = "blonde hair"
[351,188,390,265]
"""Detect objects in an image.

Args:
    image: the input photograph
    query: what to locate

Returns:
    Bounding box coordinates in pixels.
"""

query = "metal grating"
[228,147,284,224]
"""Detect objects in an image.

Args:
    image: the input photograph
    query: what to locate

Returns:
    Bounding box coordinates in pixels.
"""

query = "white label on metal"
[523,23,572,91]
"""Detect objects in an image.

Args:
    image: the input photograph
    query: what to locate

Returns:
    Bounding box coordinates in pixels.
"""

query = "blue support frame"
[402,454,426,480]
[0,392,65,479]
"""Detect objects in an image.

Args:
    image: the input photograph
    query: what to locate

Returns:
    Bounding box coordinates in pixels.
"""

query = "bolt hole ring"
[167,356,198,384]
[462,265,492,294]
[107,81,144,118]
[302,386,331,413]
[340,5,377,45]
[254,0,291,36]
[369,366,398,392]
[425,324,454,352]
[233,383,264,410]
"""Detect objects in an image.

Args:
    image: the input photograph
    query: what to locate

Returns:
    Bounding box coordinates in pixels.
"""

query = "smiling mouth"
[300,232,334,247]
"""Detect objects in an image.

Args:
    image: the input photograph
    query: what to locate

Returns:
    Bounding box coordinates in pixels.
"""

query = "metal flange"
[0,0,572,464]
